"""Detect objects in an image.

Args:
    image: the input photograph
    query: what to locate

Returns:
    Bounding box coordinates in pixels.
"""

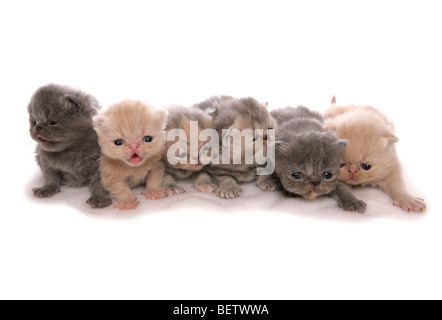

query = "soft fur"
[193,96,276,199]
[257,106,367,213]
[28,83,111,208]
[324,98,426,212]
[162,105,215,195]
[93,100,167,210]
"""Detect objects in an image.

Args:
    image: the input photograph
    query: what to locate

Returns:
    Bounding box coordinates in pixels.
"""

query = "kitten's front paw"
[32,186,60,198]
[394,197,426,212]
[141,189,167,200]
[87,195,113,209]
[339,199,367,213]
[256,179,279,191]
[165,186,186,197]
[194,183,216,193]
[215,186,243,199]
[114,198,139,210]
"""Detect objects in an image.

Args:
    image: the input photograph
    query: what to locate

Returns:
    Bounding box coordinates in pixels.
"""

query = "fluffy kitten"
[162,105,215,195]
[193,96,276,199]
[257,106,367,213]
[93,100,167,210]
[324,98,426,212]
[28,84,112,208]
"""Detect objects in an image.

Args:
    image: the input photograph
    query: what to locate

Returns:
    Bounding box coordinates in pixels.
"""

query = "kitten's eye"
[114,139,124,146]
[361,164,372,171]
[49,121,58,126]
[178,152,187,159]
[340,163,346,168]
[144,136,153,143]
[291,172,303,180]
[31,121,37,127]
[203,146,212,152]
[323,172,333,179]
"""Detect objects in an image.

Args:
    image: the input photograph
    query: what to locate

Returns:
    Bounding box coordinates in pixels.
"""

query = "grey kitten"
[28,84,112,208]
[257,106,367,213]
[162,105,216,196]
[194,96,276,199]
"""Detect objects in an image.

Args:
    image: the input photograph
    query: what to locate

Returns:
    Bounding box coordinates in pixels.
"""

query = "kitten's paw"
[141,189,167,200]
[114,198,139,210]
[215,186,243,199]
[194,183,216,193]
[256,179,279,191]
[339,199,367,213]
[87,195,113,209]
[165,186,186,197]
[32,186,60,198]
[394,197,426,212]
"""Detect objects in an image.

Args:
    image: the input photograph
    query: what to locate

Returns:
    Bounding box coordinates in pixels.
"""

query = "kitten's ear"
[275,142,288,155]
[337,139,348,152]
[155,109,168,130]
[385,134,399,145]
[210,102,221,117]
[64,94,84,111]
[92,114,106,133]
[262,101,269,108]
[331,96,337,105]
[275,137,290,155]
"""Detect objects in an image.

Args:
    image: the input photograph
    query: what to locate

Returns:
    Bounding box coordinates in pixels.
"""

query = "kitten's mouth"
[37,134,55,145]
[347,177,358,184]
[188,163,204,170]
[305,189,319,200]
[128,153,143,164]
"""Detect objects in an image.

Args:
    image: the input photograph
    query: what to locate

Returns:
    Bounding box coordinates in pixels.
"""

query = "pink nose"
[129,143,139,151]
[348,164,358,174]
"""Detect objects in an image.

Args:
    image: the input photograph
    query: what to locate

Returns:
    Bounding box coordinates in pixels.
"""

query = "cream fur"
[324,102,426,212]
[93,100,167,210]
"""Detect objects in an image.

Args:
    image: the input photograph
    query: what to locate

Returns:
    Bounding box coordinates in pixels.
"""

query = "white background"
[1,0,441,299]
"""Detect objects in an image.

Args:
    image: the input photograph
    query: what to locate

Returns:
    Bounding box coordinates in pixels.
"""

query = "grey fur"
[194,96,275,199]
[28,84,111,208]
[162,105,216,195]
[257,106,366,213]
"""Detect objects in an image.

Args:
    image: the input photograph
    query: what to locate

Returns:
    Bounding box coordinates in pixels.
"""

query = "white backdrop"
[1,0,441,299]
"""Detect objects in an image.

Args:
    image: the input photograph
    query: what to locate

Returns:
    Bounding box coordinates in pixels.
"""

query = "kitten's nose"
[36,120,43,131]
[312,181,320,187]
[129,143,139,151]
[348,164,358,174]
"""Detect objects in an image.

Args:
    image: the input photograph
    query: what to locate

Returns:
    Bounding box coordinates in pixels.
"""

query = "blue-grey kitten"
[194,96,276,199]
[257,106,367,213]
[28,84,112,208]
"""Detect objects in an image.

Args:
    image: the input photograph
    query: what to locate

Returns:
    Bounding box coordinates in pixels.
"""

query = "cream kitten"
[93,100,167,210]
[324,97,426,212]
[162,105,215,196]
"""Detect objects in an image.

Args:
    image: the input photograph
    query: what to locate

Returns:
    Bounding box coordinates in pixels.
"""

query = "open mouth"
[37,134,54,145]
[128,153,143,164]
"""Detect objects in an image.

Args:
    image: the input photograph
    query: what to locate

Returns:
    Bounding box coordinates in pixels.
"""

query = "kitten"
[324,97,426,212]
[93,100,167,210]
[257,106,367,213]
[193,96,276,199]
[28,84,112,208]
[162,105,215,195]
